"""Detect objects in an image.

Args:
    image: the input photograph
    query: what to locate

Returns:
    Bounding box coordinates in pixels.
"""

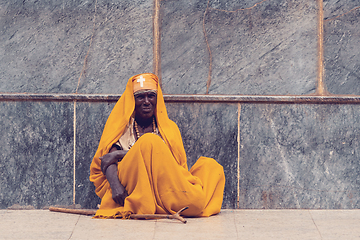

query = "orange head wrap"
[131,73,158,94]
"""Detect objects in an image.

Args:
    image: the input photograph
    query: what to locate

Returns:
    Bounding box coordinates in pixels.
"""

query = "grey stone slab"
[0,0,153,94]
[160,0,209,94]
[72,214,156,240]
[75,102,116,209]
[2,210,360,240]
[76,0,154,94]
[239,104,360,209]
[324,0,360,95]
[310,210,360,240]
[0,101,73,209]
[323,0,360,22]
[161,0,317,95]
[166,103,238,208]
[152,211,238,240]
[0,210,80,240]
[234,210,319,239]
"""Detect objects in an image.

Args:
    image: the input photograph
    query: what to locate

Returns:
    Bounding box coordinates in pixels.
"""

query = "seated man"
[90,73,225,218]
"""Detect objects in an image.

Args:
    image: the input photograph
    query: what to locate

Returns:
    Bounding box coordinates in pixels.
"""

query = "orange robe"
[89,76,225,218]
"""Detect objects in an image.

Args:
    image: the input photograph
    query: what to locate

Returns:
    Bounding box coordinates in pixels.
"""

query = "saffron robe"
[89,76,225,218]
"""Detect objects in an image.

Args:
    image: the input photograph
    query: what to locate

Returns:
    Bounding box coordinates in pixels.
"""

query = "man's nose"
[144,96,150,104]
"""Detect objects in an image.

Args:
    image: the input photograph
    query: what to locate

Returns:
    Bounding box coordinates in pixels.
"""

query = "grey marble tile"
[161,0,317,95]
[239,104,360,209]
[160,0,209,94]
[0,0,153,94]
[167,103,238,208]
[75,102,116,209]
[75,0,154,94]
[0,101,73,209]
[324,0,360,95]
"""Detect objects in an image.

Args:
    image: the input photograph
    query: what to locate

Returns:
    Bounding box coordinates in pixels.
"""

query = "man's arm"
[100,146,127,174]
[99,146,128,205]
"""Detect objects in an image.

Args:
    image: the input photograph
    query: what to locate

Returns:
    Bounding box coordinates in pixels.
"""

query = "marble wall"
[0,101,74,208]
[161,0,318,95]
[324,0,360,94]
[0,0,359,209]
[239,104,360,208]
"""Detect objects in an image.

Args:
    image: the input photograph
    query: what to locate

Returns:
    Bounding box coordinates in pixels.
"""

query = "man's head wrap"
[131,73,158,95]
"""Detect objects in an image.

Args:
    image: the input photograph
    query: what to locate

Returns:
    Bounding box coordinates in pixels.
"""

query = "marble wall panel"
[161,0,318,95]
[75,101,115,209]
[76,0,154,94]
[239,104,360,209]
[324,0,360,95]
[166,103,238,208]
[160,0,209,94]
[0,101,73,209]
[0,0,153,94]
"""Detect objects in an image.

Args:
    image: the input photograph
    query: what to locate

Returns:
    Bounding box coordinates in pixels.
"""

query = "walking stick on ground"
[130,207,188,223]
[49,207,96,216]
[49,206,188,224]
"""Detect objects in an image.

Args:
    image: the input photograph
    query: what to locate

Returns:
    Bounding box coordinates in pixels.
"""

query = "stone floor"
[1,209,359,240]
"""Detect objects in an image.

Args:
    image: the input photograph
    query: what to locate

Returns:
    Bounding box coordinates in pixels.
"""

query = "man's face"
[134,91,157,120]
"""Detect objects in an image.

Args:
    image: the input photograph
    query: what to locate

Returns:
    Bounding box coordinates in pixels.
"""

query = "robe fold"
[89,74,225,218]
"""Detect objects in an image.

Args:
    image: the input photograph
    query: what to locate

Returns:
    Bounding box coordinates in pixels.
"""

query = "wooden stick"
[49,206,189,223]
[49,207,96,215]
[130,207,188,223]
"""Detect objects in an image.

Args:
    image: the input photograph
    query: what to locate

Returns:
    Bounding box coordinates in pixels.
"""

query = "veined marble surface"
[0,101,74,208]
[324,0,360,95]
[161,0,318,95]
[239,103,360,209]
[0,0,153,94]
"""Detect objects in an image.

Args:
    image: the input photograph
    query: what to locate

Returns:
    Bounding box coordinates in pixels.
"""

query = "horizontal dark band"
[1,93,360,104]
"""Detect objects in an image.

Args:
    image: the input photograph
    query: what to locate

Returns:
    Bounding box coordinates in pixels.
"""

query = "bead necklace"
[134,117,156,140]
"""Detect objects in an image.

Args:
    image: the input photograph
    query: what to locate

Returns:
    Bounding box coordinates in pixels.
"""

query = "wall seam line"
[3,94,360,103]
[203,0,212,94]
[153,0,161,86]
[316,0,327,95]
[73,101,77,205]
[237,103,241,209]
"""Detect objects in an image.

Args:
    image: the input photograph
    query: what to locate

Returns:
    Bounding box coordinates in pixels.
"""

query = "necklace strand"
[134,117,156,140]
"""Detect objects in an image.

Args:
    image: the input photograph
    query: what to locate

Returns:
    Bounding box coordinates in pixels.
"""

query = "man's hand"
[111,181,129,206]
[104,164,128,206]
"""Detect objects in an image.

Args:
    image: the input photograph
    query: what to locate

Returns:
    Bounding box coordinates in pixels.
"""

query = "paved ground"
[1,209,359,240]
